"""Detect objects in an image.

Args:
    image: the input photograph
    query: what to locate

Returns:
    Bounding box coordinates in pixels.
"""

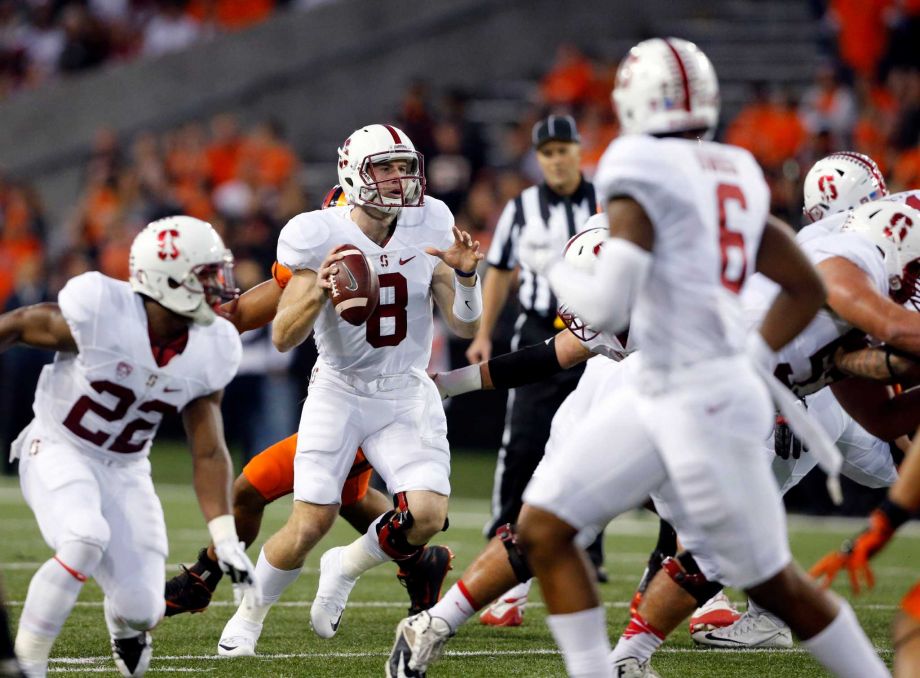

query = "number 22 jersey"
[276,199,455,382]
[18,272,241,460]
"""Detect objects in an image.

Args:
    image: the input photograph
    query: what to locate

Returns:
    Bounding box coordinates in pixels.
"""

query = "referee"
[466,115,605,619]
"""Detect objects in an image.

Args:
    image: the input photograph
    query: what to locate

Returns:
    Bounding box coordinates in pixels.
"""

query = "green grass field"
[1,443,915,677]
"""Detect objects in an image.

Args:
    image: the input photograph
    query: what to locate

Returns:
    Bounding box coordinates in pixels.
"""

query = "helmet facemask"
[356,151,425,215]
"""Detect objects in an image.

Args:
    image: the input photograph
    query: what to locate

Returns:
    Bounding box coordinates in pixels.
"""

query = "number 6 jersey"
[19,272,241,460]
[276,199,455,382]
[593,135,770,372]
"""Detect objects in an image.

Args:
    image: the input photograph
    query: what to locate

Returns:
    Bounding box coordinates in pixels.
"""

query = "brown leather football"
[328,244,379,326]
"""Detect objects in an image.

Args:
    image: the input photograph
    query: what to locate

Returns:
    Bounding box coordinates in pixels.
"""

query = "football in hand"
[327,244,379,326]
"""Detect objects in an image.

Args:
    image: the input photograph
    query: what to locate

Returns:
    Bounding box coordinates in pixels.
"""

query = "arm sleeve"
[486,198,523,270]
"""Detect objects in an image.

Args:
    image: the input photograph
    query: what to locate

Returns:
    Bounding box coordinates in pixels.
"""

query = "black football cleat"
[111,632,152,677]
[164,548,223,617]
[397,545,454,616]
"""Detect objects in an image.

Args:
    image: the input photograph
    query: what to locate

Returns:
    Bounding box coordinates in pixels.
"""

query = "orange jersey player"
[164,186,453,619]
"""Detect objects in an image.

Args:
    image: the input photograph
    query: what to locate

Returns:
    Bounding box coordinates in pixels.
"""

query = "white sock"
[499,579,532,602]
[802,601,889,678]
[340,516,390,579]
[239,548,301,625]
[14,628,54,674]
[546,607,614,678]
[428,582,477,632]
[609,611,665,664]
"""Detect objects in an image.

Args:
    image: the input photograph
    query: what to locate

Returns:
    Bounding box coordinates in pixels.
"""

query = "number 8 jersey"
[276,198,455,382]
[19,272,241,460]
[593,135,770,372]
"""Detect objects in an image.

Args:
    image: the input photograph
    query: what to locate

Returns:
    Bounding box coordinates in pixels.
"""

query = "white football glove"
[209,515,262,608]
[518,227,562,277]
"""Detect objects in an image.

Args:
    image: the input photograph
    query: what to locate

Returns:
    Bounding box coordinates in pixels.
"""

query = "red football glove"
[810,508,896,594]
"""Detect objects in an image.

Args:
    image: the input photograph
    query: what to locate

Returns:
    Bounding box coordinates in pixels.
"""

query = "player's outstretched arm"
[433,329,591,398]
[221,279,283,334]
[182,391,261,607]
[753,217,826,353]
[0,302,77,354]
[272,260,335,353]
[811,424,920,593]
[430,226,485,339]
[834,346,920,386]
[817,255,920,356]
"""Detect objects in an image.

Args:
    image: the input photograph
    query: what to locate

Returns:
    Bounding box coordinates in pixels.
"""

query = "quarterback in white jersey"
[513,38,888,678]
[1,217,259,678]
[217,123,484,657]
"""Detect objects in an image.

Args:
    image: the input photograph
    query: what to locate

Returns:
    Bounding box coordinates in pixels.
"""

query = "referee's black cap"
[532,114,581,149]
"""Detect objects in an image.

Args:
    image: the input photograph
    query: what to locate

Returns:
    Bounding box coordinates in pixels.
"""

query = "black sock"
[0,605,15,660]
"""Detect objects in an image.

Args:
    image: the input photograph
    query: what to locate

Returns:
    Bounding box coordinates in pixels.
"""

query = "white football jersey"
[594,135,770,371]
[30,272,241,459]
[741,219,890,397]
[276,199,455,382]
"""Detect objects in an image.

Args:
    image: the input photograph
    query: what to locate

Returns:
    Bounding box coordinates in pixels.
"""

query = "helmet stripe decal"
[662,38,692,112]
[383,125,402,144]
[832,151,888,193]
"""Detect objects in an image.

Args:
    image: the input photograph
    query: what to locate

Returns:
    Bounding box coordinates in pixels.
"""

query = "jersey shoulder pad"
[807,232,889,292]
[276,210,333,272]
[58,272,128,350]
[401,196,455,250]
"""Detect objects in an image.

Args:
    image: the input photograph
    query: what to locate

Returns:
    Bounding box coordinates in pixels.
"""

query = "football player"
[216,124,484,657]
[0,217,259,678]
[811,426,920,678]
[515,37,886,678]
[164,186,454,621]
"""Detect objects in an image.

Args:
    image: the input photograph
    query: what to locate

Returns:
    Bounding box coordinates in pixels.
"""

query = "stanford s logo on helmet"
[803,152,888,223]
[336,124,425,216]
[843,201,920,309]
[129,215,239,326]
[612,37,720,139]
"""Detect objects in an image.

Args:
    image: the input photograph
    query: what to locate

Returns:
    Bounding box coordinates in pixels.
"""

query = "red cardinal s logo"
[157,229,180,260]
[884,212,914,242]
[818,175,838,202]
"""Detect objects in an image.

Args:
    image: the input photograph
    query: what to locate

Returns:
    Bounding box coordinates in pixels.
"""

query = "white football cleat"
[692,608,792,648]
[688,591,741,636]
[217,614,262,657]
[111,632,152,677]
[479,593,527,627]
[386,611,453,678]
[612,656,662,678]
[311,546,359,639]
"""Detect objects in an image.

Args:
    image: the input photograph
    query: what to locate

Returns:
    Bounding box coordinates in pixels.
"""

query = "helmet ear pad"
[337,124,426,214]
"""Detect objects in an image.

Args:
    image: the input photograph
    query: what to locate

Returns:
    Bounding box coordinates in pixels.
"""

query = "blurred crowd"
[1,1,919,470]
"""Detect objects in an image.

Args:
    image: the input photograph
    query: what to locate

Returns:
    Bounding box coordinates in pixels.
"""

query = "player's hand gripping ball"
[324,244,380,326]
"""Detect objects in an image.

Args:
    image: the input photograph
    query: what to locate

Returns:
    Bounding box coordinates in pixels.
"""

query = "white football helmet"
[557,227,607,341]
[843,201,920,309]
[337,124,425,215]
[129,216,238,325]
[803,152,888,223]
[612,37,720,139]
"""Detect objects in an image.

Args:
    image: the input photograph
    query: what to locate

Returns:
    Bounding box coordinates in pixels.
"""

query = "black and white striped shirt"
[486,178,599,317]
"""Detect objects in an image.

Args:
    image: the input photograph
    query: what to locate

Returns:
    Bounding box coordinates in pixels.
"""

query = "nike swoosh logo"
[164,387,182,393]
[330,615,341,632]
[343,265,358,292]
[399,256,416,265]
[464,300,472,310]
[218,643,237,651]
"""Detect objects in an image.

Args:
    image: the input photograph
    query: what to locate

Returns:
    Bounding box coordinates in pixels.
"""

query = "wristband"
[207,514,239,545]
[453,274,482,322]
[435,364,483,398]
[454,268,476,278]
